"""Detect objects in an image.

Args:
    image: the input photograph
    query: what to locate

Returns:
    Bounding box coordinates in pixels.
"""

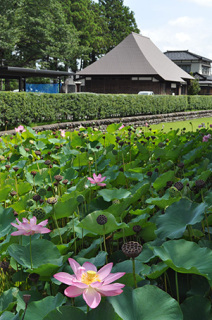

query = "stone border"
[1,110,212,136]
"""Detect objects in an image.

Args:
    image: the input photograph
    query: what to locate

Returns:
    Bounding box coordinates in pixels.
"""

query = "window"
[202,66,210,75]
[179,65,191,73]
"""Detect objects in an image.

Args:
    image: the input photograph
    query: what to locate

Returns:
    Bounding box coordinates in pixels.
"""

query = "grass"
[149,117,212,132]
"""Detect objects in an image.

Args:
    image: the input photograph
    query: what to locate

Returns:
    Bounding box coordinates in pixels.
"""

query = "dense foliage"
[0,0,139,71]
[1,92,212,130]
[0,123,212,319]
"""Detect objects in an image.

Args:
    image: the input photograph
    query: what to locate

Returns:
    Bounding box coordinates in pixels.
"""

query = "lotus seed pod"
[10,191,17,197]
[96,214,107,225]
[32,207,46,220]
[38,188,47,196]
[195,179,205,189]
[122,241,143,258]
[32,194,41,202]
[27,199,34,207]
[28,273,40,283]
[54,175,63,182]
[44,160,51,166]
[47,197,57,205]
[77,195,85,203]
[133,225,141,233]
[173,181,184,191]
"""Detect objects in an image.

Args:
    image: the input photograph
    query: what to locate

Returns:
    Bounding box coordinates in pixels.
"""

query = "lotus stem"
[132,258,137,288]
[103,225,108,264]
[53,206,63,245]
[175,271,179,303]
[164,272,167,292]
[29,235,33,270]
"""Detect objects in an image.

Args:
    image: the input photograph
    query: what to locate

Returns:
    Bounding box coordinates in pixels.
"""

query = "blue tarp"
[26,83,59,93]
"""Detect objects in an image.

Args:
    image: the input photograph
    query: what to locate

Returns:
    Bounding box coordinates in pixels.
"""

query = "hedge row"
[0,92,212,129]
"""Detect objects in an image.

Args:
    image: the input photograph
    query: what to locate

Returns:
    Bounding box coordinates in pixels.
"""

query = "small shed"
[0,67,74,92]
[76,33,193,95]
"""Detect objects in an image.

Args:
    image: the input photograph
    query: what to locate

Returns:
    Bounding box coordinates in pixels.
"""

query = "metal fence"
[26,83,60,93]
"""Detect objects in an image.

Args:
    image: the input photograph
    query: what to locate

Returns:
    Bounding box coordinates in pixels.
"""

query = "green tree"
[0,0,20,66]
[188,74,201,95]
[98,0,140,52]
[61,0,109,69]
[15,0,80,70]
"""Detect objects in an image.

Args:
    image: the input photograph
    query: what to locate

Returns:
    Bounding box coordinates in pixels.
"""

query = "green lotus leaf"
[140,221,157,242]
[187,275,211,297]
[18,145,29,158]
[162,144,183,162]
[197,169,212,182]
[108,182,150,218]
[43,306,86,320]
[29,264,62,280]
[180,296,212,320]
[142,262,169,279]
[25,171,44,186]
[153,239,212,280]
[54,194,79,219]
[136,143,149,161]
[0,207,14,238]
[78,211,128,235]
[146,191,181,209]
[135,244,155,263]
[113,214,149,240]
[183,145,204,165]
[153,170,175,191]
[112,259,145,275]
[107,123,122,133]
[155,199,207,240]
[16,290,42,313]
[124,171,144,181]
[73,152,88,167]
[129,206,154,216]
[0,288,19,316]
[76,251,107,267]
[0,311,19,319]
[48,138,64,144]
[23,293,66,320]
[87,301,122,320]
[108,285,183,320]
[0,187,11,202]
[98,188,131,202]
[11,193,33,213]
[7,239,63,269]
[17,182,32,196]
[62,167,78,181]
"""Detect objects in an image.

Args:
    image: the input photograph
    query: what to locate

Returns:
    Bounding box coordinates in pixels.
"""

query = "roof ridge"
[131,32,150,40]
[165,50,211,62]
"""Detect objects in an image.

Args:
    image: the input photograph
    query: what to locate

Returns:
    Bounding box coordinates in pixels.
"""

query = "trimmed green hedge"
[0,92,211,129]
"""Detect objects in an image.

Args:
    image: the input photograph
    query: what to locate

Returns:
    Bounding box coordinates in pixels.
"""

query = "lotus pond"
[0,123,212,319]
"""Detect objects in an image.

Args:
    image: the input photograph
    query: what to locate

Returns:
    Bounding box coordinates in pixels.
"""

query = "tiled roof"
[77,33,193,82]
[164,50,212,63]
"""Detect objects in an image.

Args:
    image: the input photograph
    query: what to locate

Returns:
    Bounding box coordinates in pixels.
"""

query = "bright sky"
[97,0,212,59]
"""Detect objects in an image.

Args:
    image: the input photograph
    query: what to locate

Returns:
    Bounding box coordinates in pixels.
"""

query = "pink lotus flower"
[15,125,26,133]
[59,129,66,138]
[87,173,106,187]
[145,122,148,127]
[11,216,51,236]
[54,258,125,309]
[203,134,211,142]
[119,124,125,130]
